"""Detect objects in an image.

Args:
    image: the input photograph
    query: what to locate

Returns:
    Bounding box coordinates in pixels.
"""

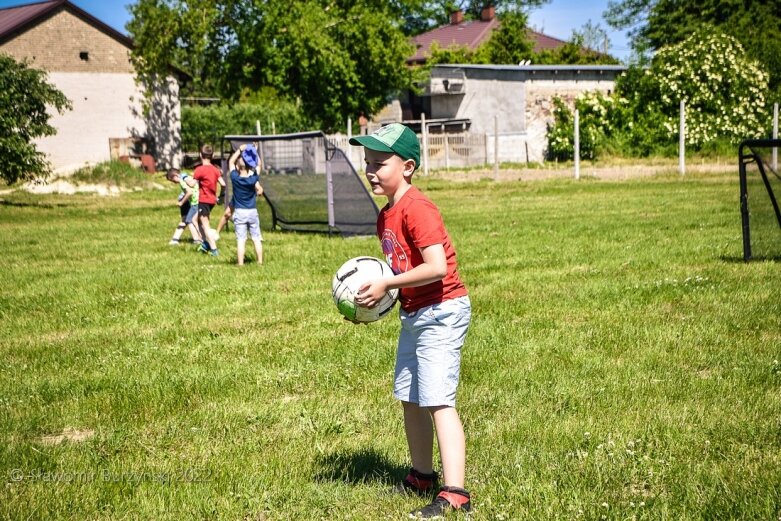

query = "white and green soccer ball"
[332,256,399,323]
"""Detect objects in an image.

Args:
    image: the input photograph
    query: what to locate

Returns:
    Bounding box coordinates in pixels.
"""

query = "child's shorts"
[198,202,214,217]
[181,203,198,224]
[233,208,262,241]
[393,296,471,408]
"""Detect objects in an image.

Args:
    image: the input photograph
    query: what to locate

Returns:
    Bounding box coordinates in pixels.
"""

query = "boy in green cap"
[349,123,472,518]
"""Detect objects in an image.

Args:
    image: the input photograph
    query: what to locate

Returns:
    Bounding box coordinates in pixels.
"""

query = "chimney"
[450,10,464,25]
[481,6,495,21]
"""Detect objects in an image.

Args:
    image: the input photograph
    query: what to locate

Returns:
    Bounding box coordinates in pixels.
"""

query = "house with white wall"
[0,0,182,173]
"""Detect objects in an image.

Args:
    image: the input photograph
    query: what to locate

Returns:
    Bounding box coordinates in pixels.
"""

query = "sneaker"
[392,468,439,496]
[209,248,220,257]
[409,487,471,519]
[168,239,180,246]
[197,243,211,254]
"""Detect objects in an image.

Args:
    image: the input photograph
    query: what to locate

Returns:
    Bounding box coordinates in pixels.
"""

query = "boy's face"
[168,174,180,183]
[363,148,414,197]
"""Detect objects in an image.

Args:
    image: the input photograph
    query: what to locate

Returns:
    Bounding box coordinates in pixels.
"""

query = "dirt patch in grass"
[39,427,95,445]
[429,162,734,182]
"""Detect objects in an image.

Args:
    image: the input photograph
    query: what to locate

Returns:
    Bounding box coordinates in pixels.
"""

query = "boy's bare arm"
[255,181,263,197]
[228,144,245,171]
[179,188,192,206]
[356,244,447,308]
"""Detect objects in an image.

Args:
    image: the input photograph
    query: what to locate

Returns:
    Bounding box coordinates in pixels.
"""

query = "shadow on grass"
[719,255,781,263]
[313,448,407,485]
[0,199,71,209]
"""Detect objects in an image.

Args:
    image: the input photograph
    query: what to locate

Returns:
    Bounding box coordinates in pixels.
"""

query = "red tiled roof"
[0,0,133,47]
[0,0,59,42]
[409,18,570,64]
[410,17,500,63]
[527,28,569,52]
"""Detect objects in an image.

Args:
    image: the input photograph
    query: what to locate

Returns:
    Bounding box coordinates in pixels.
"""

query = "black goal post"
[738,139,781,260]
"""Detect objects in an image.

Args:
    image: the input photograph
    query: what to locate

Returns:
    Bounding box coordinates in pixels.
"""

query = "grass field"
[1,170,779,520]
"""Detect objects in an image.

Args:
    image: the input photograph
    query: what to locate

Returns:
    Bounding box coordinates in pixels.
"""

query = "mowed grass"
[0,170,779,520]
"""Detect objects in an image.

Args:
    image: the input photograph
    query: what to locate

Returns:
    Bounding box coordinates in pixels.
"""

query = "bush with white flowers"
[546,29,769,159]
[654,30,768,146]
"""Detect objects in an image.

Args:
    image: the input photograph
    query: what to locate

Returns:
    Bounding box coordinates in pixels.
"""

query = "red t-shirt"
[193,164,222,205]
[377,186,467,312]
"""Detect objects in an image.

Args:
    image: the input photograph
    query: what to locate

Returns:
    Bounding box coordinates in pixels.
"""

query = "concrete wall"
[428,65,622,163]
[0,7,181,173]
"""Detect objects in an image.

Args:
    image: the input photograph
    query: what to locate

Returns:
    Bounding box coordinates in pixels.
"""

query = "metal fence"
[328,131,495,171]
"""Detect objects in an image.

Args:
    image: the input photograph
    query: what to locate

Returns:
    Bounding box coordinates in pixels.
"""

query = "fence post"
[256,120,261,136]
[484,133,489,167]
[493,115,499,181]
[422,113,429,176]
[679,100,685,175]
[773,102,778,172]
[574,108,580,180]
[346,117,354,169]
[444,132,450,170]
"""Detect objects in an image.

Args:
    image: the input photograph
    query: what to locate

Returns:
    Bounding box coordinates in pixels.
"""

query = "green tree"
[0,54,71,184]
[605,0,781,99]
[480,10,535,64]
[128,0,415,131]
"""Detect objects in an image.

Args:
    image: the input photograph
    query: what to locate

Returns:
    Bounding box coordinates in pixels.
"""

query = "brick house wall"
[0,7,181,173]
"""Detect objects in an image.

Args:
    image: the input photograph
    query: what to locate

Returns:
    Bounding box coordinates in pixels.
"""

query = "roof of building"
[409,12,572,64]
[0,0,133,47]
[434,63,628,73]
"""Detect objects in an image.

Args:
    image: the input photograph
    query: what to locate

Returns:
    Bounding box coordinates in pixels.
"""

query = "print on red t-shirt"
[377,186,467,312]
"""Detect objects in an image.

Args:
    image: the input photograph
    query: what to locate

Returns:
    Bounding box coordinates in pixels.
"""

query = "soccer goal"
[738,139,781,260]
[222,131,378,237]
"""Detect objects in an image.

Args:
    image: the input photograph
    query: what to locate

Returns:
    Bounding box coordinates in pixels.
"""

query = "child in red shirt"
[193,144,225,256]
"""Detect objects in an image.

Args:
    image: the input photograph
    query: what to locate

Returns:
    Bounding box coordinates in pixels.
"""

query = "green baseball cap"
[349,123,420,170]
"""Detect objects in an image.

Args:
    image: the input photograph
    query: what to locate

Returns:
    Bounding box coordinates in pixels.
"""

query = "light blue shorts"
[233,208,262,241]
[184,204,198,225]
[394,296,471,407]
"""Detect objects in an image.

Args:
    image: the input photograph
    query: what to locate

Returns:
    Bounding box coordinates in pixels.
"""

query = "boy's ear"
[403,158,416,178]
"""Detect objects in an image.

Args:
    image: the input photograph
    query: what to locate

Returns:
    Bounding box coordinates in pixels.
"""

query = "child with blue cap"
[228,143,264,265]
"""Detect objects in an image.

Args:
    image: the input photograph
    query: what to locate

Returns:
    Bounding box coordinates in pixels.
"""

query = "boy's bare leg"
[252,238,263,264]
[217,207,232,234]
[171,222,186,241]
[430,405,465,488]
[236,238,246,265]
[402,401,434,474]
[200,215,217,250]
[188,222,202,242]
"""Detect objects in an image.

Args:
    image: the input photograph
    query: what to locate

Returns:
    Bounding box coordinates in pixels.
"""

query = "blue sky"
[0,0,632,61]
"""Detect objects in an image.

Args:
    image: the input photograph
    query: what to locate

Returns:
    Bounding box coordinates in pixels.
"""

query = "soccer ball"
[332,256,399,323]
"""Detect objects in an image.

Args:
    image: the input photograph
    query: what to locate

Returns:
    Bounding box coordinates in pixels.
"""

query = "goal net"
[738,139,781,260]
[222,132,378,237]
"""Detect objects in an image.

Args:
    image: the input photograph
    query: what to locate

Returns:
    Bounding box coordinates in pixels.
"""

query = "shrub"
[546,28,770,159]
[182,93,311,153]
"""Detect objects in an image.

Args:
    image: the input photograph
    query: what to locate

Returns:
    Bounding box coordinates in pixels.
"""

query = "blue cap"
[241,144,259,169]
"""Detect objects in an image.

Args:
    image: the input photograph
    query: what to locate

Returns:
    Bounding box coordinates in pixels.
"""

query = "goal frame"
[738,138,781,260]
